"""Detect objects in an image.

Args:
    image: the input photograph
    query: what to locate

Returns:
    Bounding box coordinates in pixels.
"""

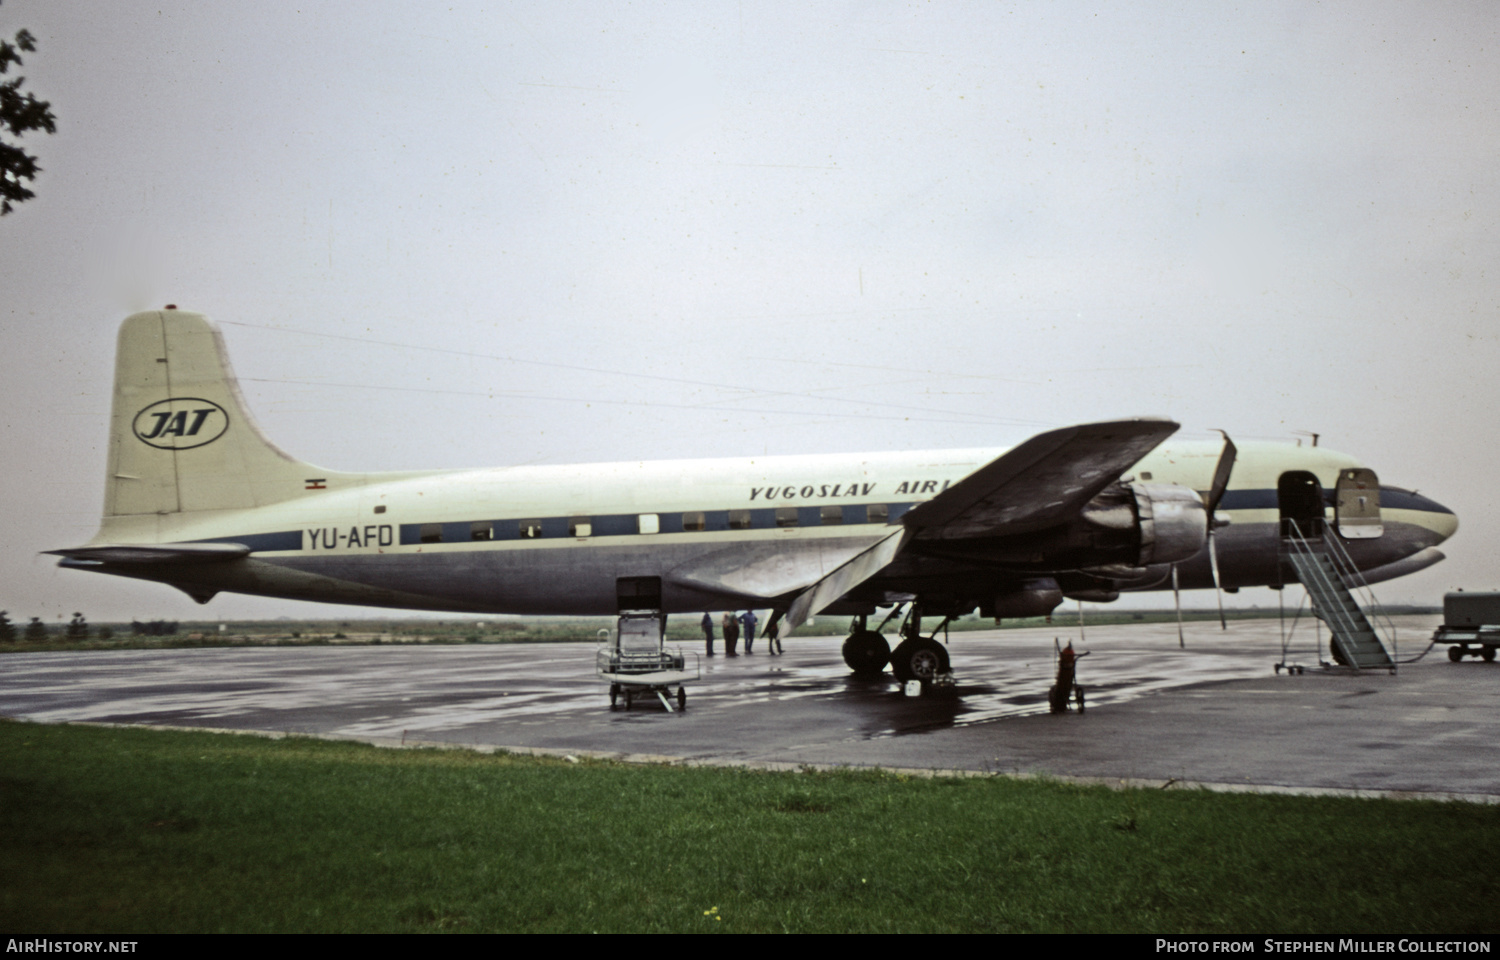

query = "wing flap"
[786,526,910,628]
[667,536,881,602]
[902,418,1178,539]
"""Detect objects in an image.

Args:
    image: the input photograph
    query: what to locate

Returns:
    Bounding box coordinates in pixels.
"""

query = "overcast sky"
[2,1,1496,623]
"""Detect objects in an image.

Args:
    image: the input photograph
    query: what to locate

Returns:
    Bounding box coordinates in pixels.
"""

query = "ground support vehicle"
[1048,642,1088,714]
[597,613,699,711]
[1433,591,1500,663]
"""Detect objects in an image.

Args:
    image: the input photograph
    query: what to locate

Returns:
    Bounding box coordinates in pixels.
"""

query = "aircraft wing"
[45,542,252,564]
[900,418,1178,540]
[784,418,1178,627]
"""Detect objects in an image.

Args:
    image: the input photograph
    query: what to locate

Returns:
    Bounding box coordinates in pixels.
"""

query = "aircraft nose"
[1428,502,1459,543]
[1393,488,1458,544]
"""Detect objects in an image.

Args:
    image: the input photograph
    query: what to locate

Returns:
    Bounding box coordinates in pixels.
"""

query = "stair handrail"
[1316,524,1399,667]
[1281,520,1355,666]
[1281,519,1386,670]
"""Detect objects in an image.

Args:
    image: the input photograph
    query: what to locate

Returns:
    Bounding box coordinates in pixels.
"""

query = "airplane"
[49,308,1458,682]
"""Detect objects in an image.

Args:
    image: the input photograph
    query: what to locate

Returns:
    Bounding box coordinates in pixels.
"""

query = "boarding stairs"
[1281,519,1395,671]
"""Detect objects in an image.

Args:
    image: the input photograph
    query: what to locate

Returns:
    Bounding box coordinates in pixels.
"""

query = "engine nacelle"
[1080,481,1207,567]
[1129,482,1208,565]
[983,578,1064,619]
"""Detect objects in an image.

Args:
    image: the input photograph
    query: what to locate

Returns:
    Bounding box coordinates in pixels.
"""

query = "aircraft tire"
[890,637,949,683]
[842,630,891,676]
[1449,646,1465,663]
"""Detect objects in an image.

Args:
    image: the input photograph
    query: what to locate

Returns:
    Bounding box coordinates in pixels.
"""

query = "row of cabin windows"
[416,503,895,544]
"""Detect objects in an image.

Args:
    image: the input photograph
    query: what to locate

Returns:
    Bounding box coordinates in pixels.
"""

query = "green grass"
[0,721,1495,933]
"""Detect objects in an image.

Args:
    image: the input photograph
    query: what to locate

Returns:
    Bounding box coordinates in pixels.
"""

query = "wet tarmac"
[3,615,1496,799]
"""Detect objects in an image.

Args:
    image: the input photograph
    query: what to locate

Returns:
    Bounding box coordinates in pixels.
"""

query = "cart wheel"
[1075,686,1085,714]
[1274,663,1282,674]
[610,683,619,708]
[677,686,687,711]
[1449,646,1465,663]
[624,688,633,710]
[1485,646,1496,663]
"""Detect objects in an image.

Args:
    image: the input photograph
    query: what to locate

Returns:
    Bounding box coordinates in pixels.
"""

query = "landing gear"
[842,630,891,676]
[890,637,950,683]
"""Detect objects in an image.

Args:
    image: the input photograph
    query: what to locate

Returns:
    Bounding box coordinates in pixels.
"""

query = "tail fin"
[104,309,355,517]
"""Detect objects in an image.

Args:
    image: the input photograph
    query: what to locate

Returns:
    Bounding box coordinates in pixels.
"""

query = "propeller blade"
[1209,532,1227,630]
[1204,430,1238,515]
[1204,430,1236,631]
[1171,564,1184,648]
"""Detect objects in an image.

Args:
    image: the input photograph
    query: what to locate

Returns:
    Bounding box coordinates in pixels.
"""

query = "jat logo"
[132,398,229,449]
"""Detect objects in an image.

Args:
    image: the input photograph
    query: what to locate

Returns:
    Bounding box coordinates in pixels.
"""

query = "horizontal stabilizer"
[902,418,1178,539]
[786,527,910,629]
[46,542,251,564]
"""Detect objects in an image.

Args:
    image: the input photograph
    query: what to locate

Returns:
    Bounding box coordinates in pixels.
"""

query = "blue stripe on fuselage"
[186,485,1452,555]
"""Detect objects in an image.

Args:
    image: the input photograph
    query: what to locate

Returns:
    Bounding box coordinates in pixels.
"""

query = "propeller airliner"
[50,309,1458,682]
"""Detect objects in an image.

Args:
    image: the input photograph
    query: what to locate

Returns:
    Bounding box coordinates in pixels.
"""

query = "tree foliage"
[0,5,56,215]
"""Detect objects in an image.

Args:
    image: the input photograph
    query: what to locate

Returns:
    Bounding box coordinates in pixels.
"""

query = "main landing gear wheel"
[842,630,891,677]
[889,637,949,683]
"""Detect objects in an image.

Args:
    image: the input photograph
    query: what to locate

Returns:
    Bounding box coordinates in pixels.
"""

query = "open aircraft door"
[1278,471,1325,536]
[1335,468,1383,539]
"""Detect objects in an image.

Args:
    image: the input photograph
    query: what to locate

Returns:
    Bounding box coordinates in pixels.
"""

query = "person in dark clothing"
[722,612,739,656]
[740,609,759,653]
[765,615,782,655]
[701,612,715,655]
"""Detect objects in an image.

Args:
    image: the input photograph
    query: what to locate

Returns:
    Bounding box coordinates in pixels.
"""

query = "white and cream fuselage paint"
[55,310,1457,616]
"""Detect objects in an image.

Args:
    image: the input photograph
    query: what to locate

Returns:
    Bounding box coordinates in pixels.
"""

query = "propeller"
[1203,431,1238,630]
[1169,431,1238,643]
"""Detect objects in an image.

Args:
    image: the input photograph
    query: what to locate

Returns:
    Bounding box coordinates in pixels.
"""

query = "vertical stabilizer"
[104,309,354,517]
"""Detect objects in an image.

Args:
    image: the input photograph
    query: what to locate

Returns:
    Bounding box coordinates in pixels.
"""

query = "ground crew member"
[701,612,715,656]
[722,612,739,656]
[740,609,758,653]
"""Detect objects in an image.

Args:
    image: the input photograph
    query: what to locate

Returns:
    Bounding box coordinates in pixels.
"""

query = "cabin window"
[1139,472,1153,481]
[518,520,543,539]
[820,505,843,525]
[470,522,492,541]
[682,511,706,532]
[637,514,660,535]
[866,504,889,524]
[420,523,442,544]
[775,507,799,528]
[373,505,387,515]
[569,518,592,538]
[728,509,752,530]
